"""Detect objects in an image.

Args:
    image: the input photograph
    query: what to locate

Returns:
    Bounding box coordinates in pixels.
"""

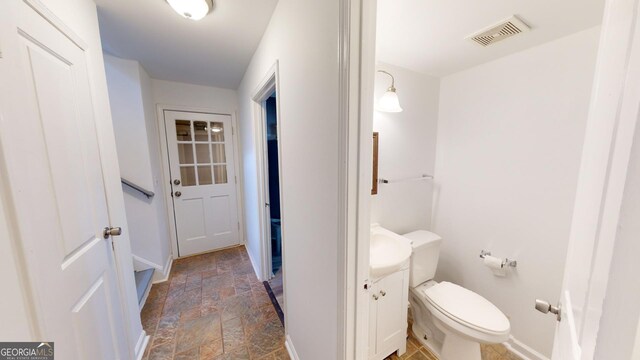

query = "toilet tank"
[403,230,442,288]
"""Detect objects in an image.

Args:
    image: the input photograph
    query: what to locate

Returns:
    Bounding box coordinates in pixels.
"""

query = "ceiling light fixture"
[167,0,214,21]
[376,70,403,113]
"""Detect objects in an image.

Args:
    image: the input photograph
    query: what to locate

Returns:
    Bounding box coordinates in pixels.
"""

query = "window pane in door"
[195,144,210,164]
[178,144,194,164]
[180,166,196,186]
[213,165,228,184]
[194,121,209,141]
[198,166,213,185]
[211,144,226,163]
[210,122,225,142]
[176,120,192,141]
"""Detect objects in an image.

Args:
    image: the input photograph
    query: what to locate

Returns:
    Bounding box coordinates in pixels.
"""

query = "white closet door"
[0,1,129,358]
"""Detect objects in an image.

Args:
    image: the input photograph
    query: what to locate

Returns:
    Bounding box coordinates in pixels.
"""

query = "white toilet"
[404,230,510,360]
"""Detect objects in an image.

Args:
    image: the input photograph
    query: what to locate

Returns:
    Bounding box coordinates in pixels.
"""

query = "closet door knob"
[373,294,379,300]
[380,290,386,297]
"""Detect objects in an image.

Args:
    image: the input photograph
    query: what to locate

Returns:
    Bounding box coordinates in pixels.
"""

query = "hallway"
[140,246,288,360]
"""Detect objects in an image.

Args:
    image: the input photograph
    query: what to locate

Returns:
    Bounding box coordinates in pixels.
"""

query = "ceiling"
[376,0,605,77]
[96,0,279,89]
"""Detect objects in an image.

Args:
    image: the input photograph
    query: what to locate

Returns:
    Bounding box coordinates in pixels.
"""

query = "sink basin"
[370,225,412,279]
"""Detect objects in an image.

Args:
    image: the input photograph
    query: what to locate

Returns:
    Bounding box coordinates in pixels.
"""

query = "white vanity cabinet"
[369,267,410,360]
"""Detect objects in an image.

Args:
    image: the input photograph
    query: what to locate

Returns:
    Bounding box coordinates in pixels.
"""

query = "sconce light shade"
[376,89,403,113]
[167,0,213,20]
[376,70,403,113]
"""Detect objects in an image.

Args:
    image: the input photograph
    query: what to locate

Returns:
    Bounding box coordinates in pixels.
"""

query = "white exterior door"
[0,1,129,359]
[164,110,240,256]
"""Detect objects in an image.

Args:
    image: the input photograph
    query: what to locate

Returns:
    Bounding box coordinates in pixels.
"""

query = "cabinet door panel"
[369,282,379,358]
[377,271,407,350]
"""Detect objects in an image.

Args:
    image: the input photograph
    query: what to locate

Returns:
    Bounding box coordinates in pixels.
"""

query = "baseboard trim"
[504,335,550,360]
[132,254,159,269]
[134,330,150,360]
[246,246,263,281]
[131,254,173,284]
[152,256,173,284]
[285,335,299,360]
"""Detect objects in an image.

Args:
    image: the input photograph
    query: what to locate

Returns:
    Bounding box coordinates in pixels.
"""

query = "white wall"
[594,115,640,360]
[371,63,439,234]
[432,27,601,356]
[139,62,175,278]
[151,79,237,110]
[104,55,154,189]
[633,328,640,360]
[104,55,172,280]
[236,0,341,357]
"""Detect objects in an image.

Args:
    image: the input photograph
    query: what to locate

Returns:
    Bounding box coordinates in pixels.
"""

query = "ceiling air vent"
[468,16,531,47]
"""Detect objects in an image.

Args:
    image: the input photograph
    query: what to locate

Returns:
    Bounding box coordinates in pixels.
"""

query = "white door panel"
[552,292,581,360]
[376,271,405,348]
[164,111,240,256]
[0,1,129,359]
[548,0,640,357]
[26,44,106,257]
[208,195,233,235]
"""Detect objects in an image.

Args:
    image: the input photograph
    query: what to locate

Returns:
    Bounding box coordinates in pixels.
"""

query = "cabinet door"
[376,270,408,352]
[369,282,380,358]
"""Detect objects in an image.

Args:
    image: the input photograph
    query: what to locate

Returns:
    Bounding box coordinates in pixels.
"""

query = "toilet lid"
[424,282,510,334]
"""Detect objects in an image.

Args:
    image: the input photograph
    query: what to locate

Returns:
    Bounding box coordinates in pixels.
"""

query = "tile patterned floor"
[141,245,521,360]
[384,313,522,360]
[383,333,521,360]
[140,246,289,360]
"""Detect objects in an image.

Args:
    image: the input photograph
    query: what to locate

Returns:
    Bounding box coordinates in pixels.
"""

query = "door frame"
[250,62,286,283]
[156,104,245,259]
[342,0,375,358]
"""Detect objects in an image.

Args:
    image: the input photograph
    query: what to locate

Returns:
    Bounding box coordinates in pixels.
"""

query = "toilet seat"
[423,282,510,337]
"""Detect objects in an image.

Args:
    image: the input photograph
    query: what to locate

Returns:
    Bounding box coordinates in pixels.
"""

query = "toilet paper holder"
[479,250,518,268]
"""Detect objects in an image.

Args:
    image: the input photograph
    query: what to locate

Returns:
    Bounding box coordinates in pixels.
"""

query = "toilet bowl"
[404,230,510,360]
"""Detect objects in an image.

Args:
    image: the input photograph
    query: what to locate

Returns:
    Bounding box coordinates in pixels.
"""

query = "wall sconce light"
[376,70,403,113]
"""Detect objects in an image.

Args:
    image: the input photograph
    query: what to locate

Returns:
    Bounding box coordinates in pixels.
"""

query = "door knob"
[103,227,122,239]
[372,294,379,301]
[535,299,561,321]
[174,191,182,197]
[380,290,386,297]
[173,179,181,185]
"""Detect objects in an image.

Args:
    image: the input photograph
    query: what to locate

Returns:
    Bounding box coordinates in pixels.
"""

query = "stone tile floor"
[384,330,522,360]
[141,245,521,360]
[140,246,289,360]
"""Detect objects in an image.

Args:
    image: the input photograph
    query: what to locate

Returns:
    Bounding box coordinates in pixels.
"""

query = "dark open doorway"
[265,93,282,275]
[264,91,284,323]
